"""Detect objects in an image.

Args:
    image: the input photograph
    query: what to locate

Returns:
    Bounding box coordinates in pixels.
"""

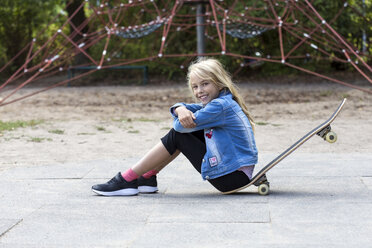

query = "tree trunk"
[66,0,89,65]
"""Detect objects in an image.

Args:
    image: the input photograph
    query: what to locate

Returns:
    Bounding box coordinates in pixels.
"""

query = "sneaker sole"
[92,188,139,196]
[138,186,158,193]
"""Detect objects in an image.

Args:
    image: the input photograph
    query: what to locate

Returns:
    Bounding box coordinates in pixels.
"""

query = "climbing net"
[0,0,371,106]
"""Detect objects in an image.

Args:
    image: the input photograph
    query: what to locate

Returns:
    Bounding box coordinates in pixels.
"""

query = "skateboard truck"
[253,174,270,195]
[316,125,337,143]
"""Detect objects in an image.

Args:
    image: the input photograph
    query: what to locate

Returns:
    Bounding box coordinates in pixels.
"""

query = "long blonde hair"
[187,57,255,130]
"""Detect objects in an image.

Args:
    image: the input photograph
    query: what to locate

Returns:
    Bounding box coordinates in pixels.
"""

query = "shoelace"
[107,177,119,184]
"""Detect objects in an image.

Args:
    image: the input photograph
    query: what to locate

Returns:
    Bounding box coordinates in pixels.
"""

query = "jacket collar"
[201,89,231,107]
[218,89,232,98]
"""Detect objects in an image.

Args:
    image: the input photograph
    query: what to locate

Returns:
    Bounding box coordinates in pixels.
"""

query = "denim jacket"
[170,90,258,180]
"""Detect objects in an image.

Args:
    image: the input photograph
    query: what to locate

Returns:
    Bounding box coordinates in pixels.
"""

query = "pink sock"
[142,170,158,179]
[121,169,139,182]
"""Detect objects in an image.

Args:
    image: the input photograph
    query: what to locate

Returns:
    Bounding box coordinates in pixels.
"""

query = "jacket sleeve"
[173,99,225,133]
[169,103,203,117]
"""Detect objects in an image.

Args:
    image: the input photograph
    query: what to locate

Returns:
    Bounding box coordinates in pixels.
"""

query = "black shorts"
[161,128,250,193]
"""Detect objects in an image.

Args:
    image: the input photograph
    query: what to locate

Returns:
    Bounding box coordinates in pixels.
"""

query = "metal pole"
[196,3,206,57]
[362,0,367,54]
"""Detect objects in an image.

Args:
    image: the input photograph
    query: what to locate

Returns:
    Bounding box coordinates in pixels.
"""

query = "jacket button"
[202,159,205,163]
[205,176,210,180]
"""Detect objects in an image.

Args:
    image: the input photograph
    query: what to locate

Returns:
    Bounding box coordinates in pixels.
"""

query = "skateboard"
[223,98,347,195]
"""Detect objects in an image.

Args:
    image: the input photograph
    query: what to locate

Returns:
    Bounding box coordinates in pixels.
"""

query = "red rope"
[1,0,371,107]
[304,0,372,74]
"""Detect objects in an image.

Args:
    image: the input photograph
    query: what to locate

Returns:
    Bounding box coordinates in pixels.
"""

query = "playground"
[1,0,372,246]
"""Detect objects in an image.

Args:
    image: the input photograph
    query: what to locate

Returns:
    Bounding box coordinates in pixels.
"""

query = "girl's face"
[190,73,221,105]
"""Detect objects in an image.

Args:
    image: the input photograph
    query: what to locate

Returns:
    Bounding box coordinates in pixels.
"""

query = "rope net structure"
[0,0,371,106]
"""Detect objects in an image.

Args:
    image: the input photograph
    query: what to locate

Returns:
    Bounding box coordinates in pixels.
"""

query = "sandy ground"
[0,82,371,172]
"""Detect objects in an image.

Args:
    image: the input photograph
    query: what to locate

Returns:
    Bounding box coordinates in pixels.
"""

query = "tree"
[0,0,63,74]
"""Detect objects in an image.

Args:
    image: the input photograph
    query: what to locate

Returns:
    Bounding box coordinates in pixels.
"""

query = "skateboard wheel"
[325,131,337,143]
[258,183,270,196]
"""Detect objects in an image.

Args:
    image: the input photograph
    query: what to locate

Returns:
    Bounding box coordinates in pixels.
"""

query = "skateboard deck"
[223,98,347,195]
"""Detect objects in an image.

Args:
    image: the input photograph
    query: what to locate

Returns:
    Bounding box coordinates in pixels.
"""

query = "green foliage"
[0,0,370,79]
[0,120,43,133]
[0,0,65,73]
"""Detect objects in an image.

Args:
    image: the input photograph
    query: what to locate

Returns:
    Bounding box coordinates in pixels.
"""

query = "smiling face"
[189,73,221,105]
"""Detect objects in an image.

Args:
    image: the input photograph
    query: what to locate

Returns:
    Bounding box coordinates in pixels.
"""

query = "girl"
[92,58,258,196]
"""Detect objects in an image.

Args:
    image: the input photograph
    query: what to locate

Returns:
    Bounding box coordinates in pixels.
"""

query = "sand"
[0,82,371,171]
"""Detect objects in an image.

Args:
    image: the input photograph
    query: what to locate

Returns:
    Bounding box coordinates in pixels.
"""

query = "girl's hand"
[175,106,196,128]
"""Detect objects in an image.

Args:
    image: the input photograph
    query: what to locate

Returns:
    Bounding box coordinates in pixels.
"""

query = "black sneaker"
[138,175,158,193]
[92,172,139,196]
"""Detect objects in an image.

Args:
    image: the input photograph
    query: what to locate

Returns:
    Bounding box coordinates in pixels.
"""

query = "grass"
[0,120,43,133]
[136,117,159,122]
[341,93,350,99]
[320,90,333,97]
[28,137,53,143]
[95,126,112,133]
[3,135,23,141]
[77,132,95,135]
[112,118,132,123]
[127,130,140,134]
[256,122,269,126]
[95,126,106,131]
[30,137,44,143]
[48,129,64,135]
[113,117,160,123]
[256,122,282,127]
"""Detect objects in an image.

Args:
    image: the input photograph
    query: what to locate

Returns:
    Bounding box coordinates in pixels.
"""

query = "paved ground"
[1,152,372,247]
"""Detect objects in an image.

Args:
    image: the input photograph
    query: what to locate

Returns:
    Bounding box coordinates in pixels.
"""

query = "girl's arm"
[173,99,225,133]
[170,103,203,115]
[169,103,203,129]
[174,106,196,129]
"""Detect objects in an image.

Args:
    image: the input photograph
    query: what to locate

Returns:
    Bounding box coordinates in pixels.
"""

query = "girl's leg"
[131,142,180,176]
[161,128,205,174]
[130,143,180,194]
[153,150,181,172]
[162,128,250,193]
[92,128,249,196]
[92,137,180,196]
[208,171,250,193]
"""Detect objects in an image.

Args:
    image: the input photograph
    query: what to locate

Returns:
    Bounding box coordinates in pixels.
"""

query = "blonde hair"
[187,57,255,130]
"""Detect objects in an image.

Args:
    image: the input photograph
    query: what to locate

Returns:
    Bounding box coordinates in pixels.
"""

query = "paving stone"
[148,202,269,223]
[0,161,93,180]
[0,153,371,247]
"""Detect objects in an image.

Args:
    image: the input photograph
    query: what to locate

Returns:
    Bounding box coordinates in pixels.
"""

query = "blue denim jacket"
[170,90,258,180]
